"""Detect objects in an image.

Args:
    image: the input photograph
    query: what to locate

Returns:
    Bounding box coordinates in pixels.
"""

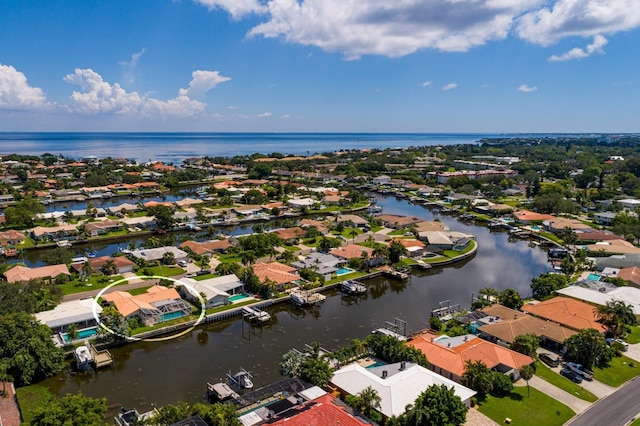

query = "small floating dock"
[414,260,432,269]
[242,306,271,323]
[341,280,367,295]
[380,266,409,280]
[372,318,408,341]
[290,290,326,307]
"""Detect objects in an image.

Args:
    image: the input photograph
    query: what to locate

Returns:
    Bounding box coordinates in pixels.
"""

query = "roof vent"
[400,361,406,370]
[382,370,388,379]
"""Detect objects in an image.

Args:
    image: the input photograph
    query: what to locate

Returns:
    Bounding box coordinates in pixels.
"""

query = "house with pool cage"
[101,285,192,326]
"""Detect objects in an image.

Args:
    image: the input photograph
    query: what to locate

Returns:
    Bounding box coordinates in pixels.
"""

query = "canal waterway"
[40,194,551,417]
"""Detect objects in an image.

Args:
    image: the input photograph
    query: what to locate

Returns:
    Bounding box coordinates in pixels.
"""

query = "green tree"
[345,386,382,423]
[519,364,535,397]
[147,204,176,230]
[279,349,305,378]
[490,371,513,396]
[300,356,333,387]
[595,300,637,338]
[461,360,493,396]
[0,312,65,385]
[40,247,74,266]
[497,288,523,309]
[510,334,539,358]
[102,259,117,276]
[564,328,615,370]
[30,392,107,426]
[403,384,467,426]
[388,239,408,264]
[531,273,569,300]
[99,306,130,341]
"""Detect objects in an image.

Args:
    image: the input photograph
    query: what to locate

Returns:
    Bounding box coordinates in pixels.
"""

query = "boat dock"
[290,290,327,306]
[89,343,114,368]
[381,267,409,280]
[372,318,408,341]
[242,306,271,323]
[414,260,432,269]
[341,280,367,295]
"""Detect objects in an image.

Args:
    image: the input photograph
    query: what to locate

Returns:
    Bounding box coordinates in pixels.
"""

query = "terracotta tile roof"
[102,286,182,318]
[88,256,135,270]
[479,304,576,344]
[273,227,305,241]
[407,331,534,378]
[522,297,607,332]
[618,266,640,286]
[330,244,373,260]
[253,262,299,285]
[513,210,556,222]
[4,264,71,283]
[180,239,232,255]
[585,239,640,255]
[0,230,25,240]
[377,214,423,227]
[576,231,622,241]
[269,393,369,426]
[143,200,174,208]
[393,238,425,248]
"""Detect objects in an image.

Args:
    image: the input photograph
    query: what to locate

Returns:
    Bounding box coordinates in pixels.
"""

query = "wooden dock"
[241,306,271,323]
[89,343,114,368]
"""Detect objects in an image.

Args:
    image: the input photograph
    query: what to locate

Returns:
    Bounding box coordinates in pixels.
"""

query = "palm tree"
[102,259,117,276]
[388,240,407,264]
[146,236,160,248]
[372,244,388,263]
[520,364,534,397]
[351,386,381,419]
[348,228,359,244]
[350,338,367,358]
[596,300,637,338]
[63,210,73,224]
[479,287,498,304]
[241,250,256,267]
[81,261,94,281]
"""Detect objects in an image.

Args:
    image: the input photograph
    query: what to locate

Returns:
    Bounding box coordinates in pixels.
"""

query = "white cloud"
[548,34,608,61]
[193,0,265,19]
[442,83,458,91]
[422,81,432,87]
[119,48,146,85]
[517,0,640,46]
[63,68,224,117]
[0,64,48,109]
[248,0,542,59]
[227,105,239,109]
[257,111,272,117]
[518,84,538,92]
[281,113,290,118]
[179,70,231,98]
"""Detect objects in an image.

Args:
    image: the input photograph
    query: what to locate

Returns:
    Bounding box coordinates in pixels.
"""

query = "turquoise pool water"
[162,311,186,321]
[63,327,98,342]
[531,225,541,230]
[229,293,250,302]
[587,273,601,281]
[336,267,355,276]
[366,361,386,369]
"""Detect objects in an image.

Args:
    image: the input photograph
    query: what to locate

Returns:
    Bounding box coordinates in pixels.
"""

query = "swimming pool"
[336,267,355,276]
[587,273,601,281]
[366,361,387,369]
[63,327,98,342]
[229,293,251,302]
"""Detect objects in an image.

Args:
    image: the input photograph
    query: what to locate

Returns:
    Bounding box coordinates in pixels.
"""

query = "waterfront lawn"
[15,384,54,425]
[477,386,574,426]
[594,355,640,387]
[625,325,640,344]
[442,240,476,258]
[59,275,125,295]
[534,361,598,402]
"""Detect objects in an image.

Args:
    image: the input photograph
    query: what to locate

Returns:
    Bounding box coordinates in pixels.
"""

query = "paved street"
[567,377,640,426]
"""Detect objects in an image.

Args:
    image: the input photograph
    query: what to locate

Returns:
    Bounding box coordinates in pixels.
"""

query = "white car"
[178,260,188,267]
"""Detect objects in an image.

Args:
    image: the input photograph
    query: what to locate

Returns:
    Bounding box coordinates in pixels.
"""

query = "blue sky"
[0,0,639,133]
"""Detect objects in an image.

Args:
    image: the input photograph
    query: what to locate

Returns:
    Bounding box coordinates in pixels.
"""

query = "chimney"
[382,370,388,379]
[400,361,406,371]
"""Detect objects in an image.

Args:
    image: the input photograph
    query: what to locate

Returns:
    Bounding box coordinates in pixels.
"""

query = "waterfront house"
[0,230,25,246]
[584,239,640,255]
[179,239,233,256]
[376,214,423,230]
[102,286,192,326]
[393,238,426,258]
[521,297,607,333]
[556,281,640,316]
[512,210,556,224]
[291,252,345,280]
[30,224,78,242]
[70,255,136,275]
[108,203,140,215]
[476,304,576,352]
[177,274,244,308]
[128,246,189,263]
[414,220,449,233]
[35,298,102,339]
[407,331,534,383]
[330,244,374,261]
[330,362,476,419]
[335,214,369,228]
[271,227,306,244]
[417,231,470,252]
[4,264,71,284]
[84,219,123,237]
[287,198,316,209]
[542,217,593,234]
[253,262,300,290]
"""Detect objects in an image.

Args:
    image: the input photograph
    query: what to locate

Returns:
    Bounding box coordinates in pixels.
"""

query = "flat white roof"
[557,285,640,315]
[35,298,102,328]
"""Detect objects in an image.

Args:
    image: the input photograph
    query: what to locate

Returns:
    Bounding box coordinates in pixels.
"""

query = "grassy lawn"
[442,240,476,258]
[193,273,218,280]
[535,361,598,402]
[128,285,154,295]
[58,275,125,295]
[217,253,241,264]
[629,416,640,426]
[625,325,640,344]
[477,386,575,426]
[594,355,640,387]
[15,384,54,424]
[139,265,184,277]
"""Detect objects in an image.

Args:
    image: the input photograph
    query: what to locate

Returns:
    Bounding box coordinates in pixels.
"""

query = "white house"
[177,274,244,308]
[35,298,103,342]
[618,199,640,210]
[331,362,476,419]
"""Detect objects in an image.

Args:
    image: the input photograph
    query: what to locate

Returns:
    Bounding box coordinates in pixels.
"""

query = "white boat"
[56,240,72,248]
[290,292,307,306]
[341,280,367,295]
[227,368,254,390]
[74,345,93,369]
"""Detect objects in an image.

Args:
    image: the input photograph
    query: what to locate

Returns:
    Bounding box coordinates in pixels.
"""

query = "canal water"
[40,194,551,417]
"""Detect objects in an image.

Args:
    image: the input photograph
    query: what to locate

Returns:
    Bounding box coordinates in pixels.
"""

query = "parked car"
[178,260,188,267]
[560,368,583,384]
[606,338,629,351]
[539,352,561,368]
[566,362,593,381]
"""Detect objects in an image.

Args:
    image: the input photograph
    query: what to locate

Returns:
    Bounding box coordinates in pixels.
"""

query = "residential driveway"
[464,407,499,426]
[580,376,616,398]
[375,227,393,235]
[528,375,591,414]
[624,342,640,363]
